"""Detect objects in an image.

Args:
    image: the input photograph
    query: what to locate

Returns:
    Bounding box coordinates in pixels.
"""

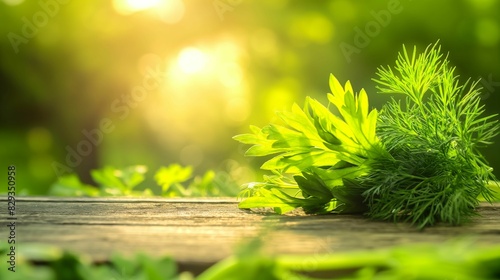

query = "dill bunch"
[234,43,499,228]
[365,43,499,227]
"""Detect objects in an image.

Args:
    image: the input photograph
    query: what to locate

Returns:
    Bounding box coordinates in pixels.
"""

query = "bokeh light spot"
[476,18,499,47]
[290,14,334,44]
[467,0,496,10]
[113,0,161,15]
[3,0,24,5]
[155,0,185,24]
[177,47,208,74]
[329,0,356,22]
[27,127,52,153]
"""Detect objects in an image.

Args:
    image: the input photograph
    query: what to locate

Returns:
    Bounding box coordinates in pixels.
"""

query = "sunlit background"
[1,0,500,194]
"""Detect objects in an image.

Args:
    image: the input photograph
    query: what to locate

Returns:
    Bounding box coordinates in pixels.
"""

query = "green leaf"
[294,172,332,200]
[155,164,192,195]
[236,43,499,228]
[48,174,99,197]
[239,187,335,214]
[91,166,128,191]
[91,165,147,195]
[260,148,343,173]
[238,188,301,214]
[236,73,383,214]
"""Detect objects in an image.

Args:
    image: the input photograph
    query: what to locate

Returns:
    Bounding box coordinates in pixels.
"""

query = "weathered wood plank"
[1,197,499,272]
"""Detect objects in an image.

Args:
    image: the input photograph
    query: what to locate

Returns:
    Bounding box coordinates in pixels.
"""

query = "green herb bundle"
[234,43,499,228]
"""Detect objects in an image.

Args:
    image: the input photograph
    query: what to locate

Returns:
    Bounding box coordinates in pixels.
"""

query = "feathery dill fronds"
[366,43,499,227]
[234,43,499,228]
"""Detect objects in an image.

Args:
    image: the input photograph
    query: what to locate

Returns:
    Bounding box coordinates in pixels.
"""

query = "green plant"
[235,43,499,228]
[199,239,500,280]
[92,165,150,196]
[155,164,239,197]
[49,165,151,197]
[2,240,500,279]
[0,244,186,280]
[49,174,101,197]
[49,164,239,198]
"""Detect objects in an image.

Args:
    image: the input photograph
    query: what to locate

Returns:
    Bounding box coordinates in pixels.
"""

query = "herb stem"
[486,180,500,189]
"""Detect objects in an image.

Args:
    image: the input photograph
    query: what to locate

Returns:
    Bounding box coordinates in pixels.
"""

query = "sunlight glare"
[177,47,208,74]
[155,0,185,24]
[3,0,24,5]
[113,0,161,15]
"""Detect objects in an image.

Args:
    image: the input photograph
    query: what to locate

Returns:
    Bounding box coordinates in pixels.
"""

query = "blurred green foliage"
[91,165,149,196]
[1,243,185,280]
[48,164,239,197]
[0,0,499,194]
[155,164,239,197]
[2,239,500,279]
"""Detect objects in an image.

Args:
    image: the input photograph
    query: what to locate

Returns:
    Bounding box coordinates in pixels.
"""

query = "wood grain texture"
[1,197,499,272]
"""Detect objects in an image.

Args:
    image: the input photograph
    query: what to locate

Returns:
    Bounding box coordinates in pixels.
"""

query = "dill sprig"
[366,43,499,227]
[234,43,499,228]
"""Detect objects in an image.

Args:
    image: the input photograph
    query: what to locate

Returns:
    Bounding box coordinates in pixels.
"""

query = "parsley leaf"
[235,74,385,215]
[235,43,499,228]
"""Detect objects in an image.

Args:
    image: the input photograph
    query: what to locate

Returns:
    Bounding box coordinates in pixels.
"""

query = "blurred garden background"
[1,0,499,195]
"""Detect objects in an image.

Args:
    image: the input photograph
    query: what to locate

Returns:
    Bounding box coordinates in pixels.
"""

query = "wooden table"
[1,197,499,274]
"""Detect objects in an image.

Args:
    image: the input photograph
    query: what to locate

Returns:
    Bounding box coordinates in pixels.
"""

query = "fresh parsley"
[235,43,499,228]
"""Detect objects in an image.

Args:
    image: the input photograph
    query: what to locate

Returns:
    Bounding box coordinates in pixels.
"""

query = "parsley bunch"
[235,43,499,228]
